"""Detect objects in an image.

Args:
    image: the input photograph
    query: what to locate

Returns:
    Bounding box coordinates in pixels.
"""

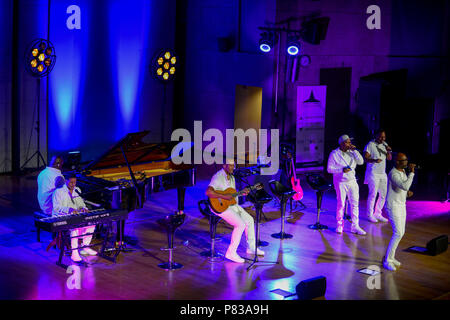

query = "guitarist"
[206,158,265,263]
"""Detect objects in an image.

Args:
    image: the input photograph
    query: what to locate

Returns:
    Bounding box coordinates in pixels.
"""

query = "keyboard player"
[52,174,97,262]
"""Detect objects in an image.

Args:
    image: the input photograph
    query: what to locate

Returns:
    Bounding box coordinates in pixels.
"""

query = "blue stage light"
[286,34,301,56]
[259,32,276,53]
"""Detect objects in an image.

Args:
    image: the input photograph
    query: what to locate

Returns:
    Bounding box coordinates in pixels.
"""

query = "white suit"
[384,168,415,264]
[327,148,364,228]
[37,167,65,215]
[209,169,255,254]
[364,140,388,218]
[52,184,95,252]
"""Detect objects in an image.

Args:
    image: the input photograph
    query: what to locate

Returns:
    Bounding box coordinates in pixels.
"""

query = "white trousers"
[366,174,387,217]
[215,204,255,253]
[334,179,360,227]
[384,205,406,262]
[70,226,95,251]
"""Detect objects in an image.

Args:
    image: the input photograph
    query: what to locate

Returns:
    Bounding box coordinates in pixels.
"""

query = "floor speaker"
[426,235,448,256]
[296,276,326,300]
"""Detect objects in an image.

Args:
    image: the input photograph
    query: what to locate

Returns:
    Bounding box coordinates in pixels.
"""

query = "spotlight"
[38,53,45,61]
[44,58,51,67]
[259,32,276,53]
[37,64,44,72]
[32,48,39,57]
[286,34,301,56]
[153,50,177,82]
[45,47,52,55]
[30,59,37,68]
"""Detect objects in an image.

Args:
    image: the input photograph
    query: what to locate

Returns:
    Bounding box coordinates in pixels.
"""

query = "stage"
[0,173,448,300]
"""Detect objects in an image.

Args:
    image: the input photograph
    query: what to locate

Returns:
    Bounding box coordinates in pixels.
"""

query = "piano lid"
[82,131,193,171]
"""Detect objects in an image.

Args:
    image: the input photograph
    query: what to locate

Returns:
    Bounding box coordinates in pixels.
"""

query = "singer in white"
[383,153,415,271]
[327,135,366,235]
[52,174,97,262]
[363,129,392,223]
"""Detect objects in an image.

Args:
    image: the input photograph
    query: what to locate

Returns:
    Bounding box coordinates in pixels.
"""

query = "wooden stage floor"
[0,174,449,300]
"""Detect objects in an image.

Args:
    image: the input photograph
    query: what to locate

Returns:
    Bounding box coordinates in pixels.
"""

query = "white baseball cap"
[338,134,353,144]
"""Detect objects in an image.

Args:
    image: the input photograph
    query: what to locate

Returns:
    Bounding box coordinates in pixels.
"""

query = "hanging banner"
[296,85,327,165]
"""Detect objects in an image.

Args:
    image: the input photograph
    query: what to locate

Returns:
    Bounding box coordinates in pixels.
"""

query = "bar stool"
[306,173,332,230]
[157,213,186,270]
[268,180,296,239]
[198,200,223,261]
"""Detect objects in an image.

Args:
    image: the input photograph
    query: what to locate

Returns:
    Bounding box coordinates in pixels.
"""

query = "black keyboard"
[34,208,128,232]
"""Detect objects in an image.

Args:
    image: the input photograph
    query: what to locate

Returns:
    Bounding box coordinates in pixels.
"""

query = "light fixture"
[286,34,301,56]
[259,32,276,53]
[153,50,177,82]
[24,38,56,78]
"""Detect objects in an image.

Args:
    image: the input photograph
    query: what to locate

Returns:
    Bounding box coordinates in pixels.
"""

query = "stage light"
[259,32,276,53]
[286,34,301,56]
[153,49,177,82]
[24,38,56,78]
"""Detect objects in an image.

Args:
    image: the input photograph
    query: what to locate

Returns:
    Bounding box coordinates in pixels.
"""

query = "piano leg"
[177,187,186,214]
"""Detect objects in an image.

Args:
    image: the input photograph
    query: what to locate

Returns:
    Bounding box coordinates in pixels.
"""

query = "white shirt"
[52,184,88,216]
[37,167,65,215]
[364,140,388,180]
[209,168,235,191]
[327,148,364,184]
[386,168,414,209]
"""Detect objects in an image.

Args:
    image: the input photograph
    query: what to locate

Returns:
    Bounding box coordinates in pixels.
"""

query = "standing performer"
[37,156,65,215]
[383,153,415,271]
[364,129,392,223]
[53,174,97,262]
[206,158,264,263]
[327,135,366,235]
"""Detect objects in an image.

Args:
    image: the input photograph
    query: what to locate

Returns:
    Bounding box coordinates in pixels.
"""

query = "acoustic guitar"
[209,183,263,213]
[290,157,304,201]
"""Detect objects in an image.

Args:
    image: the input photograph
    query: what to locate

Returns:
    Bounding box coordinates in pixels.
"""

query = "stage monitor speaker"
[426,235,448,256]
[296,276,326,300]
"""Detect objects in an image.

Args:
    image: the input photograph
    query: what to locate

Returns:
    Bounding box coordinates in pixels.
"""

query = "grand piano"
[73,131,196,213]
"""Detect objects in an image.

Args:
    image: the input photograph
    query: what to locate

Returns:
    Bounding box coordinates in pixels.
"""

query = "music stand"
[246,189,278,271]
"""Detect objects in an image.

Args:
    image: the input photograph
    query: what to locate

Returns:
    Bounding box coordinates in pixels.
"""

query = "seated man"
[206,158,264,263]
[52,174,97,262]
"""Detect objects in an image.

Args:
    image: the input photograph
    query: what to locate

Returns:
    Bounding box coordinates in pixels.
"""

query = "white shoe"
[246,247,265,256]
[383,260,396,271]
[225,251,245,263]
[351,225,367,235]
[80,248,97,256]
[392,258,401,267]
[375,215,388,223]
[368,215,378,223]
[71,251,83,262]
[336,225,343,234]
